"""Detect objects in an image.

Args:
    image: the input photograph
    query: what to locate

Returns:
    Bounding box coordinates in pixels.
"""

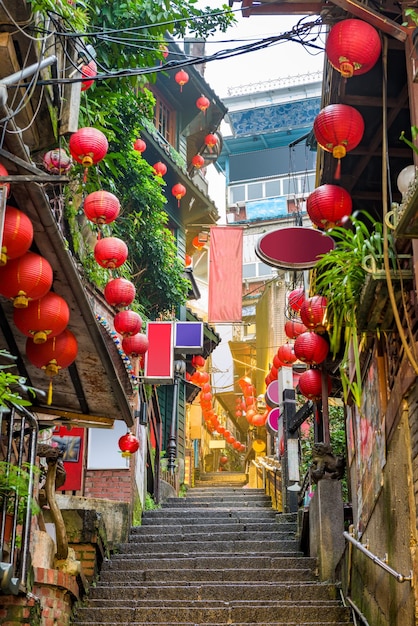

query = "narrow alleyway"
[72,476,353,625]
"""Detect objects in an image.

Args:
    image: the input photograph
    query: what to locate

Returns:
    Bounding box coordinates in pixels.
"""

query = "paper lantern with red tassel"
[204,133,218,152]
[14,292,70,344]
[326,19,381,79]
[152,161,167,177]
[284,319,307,340]
[307,184,352,230]
[185,254,192,267]
[192,355,205,369]
[0,163,10,197]
[172,183,186,207]
[122,333,149,357]
[300,296,328,333]
[192,235,204,250]
[26,329,78,404]
[81,60,97,91]
[294,332,329,365]
[175,70,189,91]
[114,310,142,337]
[133,138,146,153]
[94,237,128,269]
[277,344,297,365]
[1,206,33,266]
[191,154,205,169]
[298,368,332,401]
[196,96,210,113]
[313,104,364,179]
[69,127,108,181]
[0,251,53,308]
[43,148,72,174]
[104,277,136,308]
[118,432,140,457]
[288,288,305,312]
[83,190,120,225]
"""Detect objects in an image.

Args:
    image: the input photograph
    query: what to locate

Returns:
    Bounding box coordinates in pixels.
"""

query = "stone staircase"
[72,482,354,625]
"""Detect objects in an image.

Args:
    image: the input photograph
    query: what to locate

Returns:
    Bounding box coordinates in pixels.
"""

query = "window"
[243,263,257,278]
[230,186,245,203]
[265,180,281,197]
[247,182,263,200]
[153,91,176,145]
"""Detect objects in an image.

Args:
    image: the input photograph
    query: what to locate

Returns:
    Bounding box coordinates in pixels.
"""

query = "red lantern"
[204,133,218,152]
[172,183,186,207]
[152,161,167,177]
[192,235,204,250]
[272,354,285,370]
[252,413,267,427]
[159,44,169,59]
[175,70,189,91]
[313,104,364,179]
[284,319,307,340]
[226,435,235,444]
[43,148,72,174]
[83,190,120,225]
[239,444,246,452]
[307,184,352,230]
[1,206,33,266]
[104,277,136,308]
[122,333,149,357]
[192,355,206,369]
[191,154,205,169]
[14,292,70,344]
[118,432,140,458]
[0,163,10,197]
[294,332,329,365]
[81,60,97,91]
[325,19,381,79]
[114,310,142,337]
[94,237,128,269]
[219,455,228,465]
[233,441,241,450]
[0,251,53,308]
[277,344,297,365]
[288,288,305,312]
[199,371,209,385]
[185,254,192,267]
[298,368,332,401]
[245,408,256,424]
[69,127,108,170]
[300,296,328,333]
[196,96,210,112]
[26,329,78,404]
[133,138,146,153]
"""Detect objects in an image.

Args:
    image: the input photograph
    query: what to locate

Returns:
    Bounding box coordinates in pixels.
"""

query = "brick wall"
[84,469,132,501]
[72,543,97,580]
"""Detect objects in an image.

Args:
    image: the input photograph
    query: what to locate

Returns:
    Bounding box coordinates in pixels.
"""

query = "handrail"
[343,530,413,585]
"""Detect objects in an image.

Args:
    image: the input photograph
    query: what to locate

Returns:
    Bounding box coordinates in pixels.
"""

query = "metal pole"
[167,360,185,474]
[1,55,57,87]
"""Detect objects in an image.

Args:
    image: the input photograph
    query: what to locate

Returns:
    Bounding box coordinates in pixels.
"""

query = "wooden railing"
[251,458,283,511]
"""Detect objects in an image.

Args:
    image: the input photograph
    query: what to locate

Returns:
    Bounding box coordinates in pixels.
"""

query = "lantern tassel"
[83,167,88,184]
[47,379,53,406]
[334,158,341,180]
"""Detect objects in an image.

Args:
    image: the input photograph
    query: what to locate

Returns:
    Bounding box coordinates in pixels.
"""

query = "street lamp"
[166,360,186,473]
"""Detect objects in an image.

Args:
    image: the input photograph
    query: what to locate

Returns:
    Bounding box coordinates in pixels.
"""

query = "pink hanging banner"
[208,226,243,323]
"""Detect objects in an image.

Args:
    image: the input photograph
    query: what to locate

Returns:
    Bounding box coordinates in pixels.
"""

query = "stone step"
[128,530,295,543]
[98,566,316,583]
[75,623,352,626]
[163,500,271,508]
[89,582,338,602]
[74,603,352,623]
[117,539,300,554]
[101,555,316,571]
[142,509,279,520]
[189,488,264,494]
[131,521,295,534]
[181,494,271,502]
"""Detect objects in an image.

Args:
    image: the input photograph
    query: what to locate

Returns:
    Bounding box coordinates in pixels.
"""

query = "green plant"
[144,492,160,510]
[0,461,41,522]
[28,0,90,32]
[0,351,32,408]
[399,126,418,154]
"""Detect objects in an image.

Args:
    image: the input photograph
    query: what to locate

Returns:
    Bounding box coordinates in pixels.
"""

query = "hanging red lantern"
[104,277,136,308]
[159,44,169,59]
[196,95,210,113]
[83,190,120,225]
[43,148,72,174]
[284,319,307,340]
[185,254,192,267]
[199,371,209,384]
[269,366,278,380]
[233,441,241,450]
[152,161,167,177]
[81,60,97,91]
[239,444,246,452]
[307,184,352,230]
[94,237,128,269]
[192,355,206,369]
[172,183,186,207]
[300,295,328,333]
[252,412,267,427]
[0,251,53,308]
[192,235,204,250]
[226,434,235,444]
[69,127,108,174]
[294,332,329,365]
[277,344,297,365]
[0,163,10,197]
[175,70,189,91]
[298,368,332,401]
[133,138,146,153]
[26,329,78,404]
[114,310,142,337]
[325,19,381,79]
[204,133,218,152]
[118,432,140,458]
[219,455,228,465]
[1,206,33,266]
[288,288,305,312]
[14,292,70,344]
[313,104,364,179]
[122,333,149,357]
[191,154,205,169]
[272,354,285,370]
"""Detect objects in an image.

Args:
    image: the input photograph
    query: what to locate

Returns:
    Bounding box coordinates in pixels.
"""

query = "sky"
[194,1,325,97]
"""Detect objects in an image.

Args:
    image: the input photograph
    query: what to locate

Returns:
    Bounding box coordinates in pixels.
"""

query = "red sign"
[255,227,335,270]
[143,322,174,383]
